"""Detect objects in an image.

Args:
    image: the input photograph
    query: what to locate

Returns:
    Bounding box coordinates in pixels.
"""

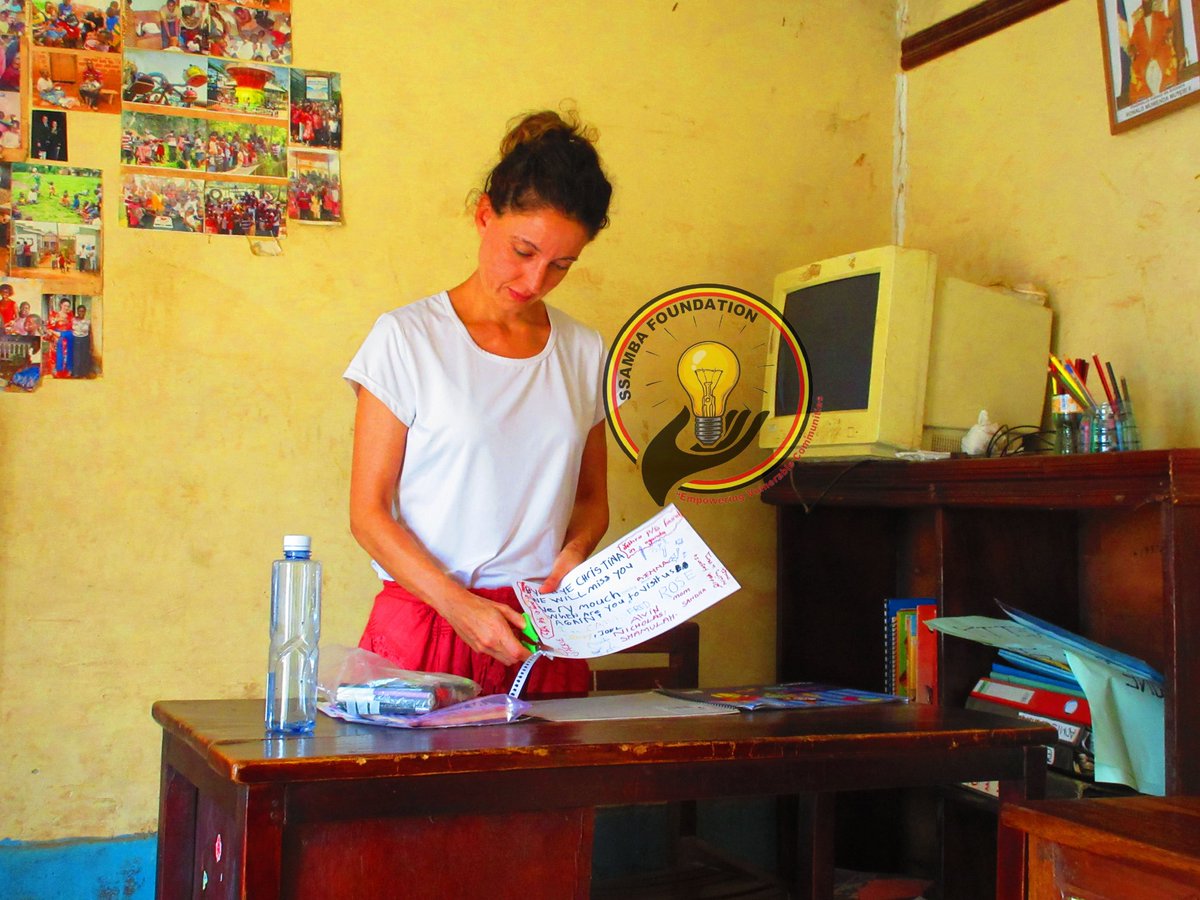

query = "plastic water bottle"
[265,535,322,734]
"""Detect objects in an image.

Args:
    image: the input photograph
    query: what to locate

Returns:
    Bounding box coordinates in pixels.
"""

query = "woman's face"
[473,196,589,311]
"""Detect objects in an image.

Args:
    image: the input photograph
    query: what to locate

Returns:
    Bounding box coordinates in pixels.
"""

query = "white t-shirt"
[344,291,607,589]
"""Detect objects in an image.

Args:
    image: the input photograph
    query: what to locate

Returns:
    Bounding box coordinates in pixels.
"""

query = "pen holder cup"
[1089,402,1119,453]
[1116,401,1141,451]
[1052,394,1084,455]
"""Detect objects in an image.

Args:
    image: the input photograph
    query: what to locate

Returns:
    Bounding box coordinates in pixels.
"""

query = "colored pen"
[1050,355,1097,411]
[1104,361,1122,411]
[1093,355,1116,407]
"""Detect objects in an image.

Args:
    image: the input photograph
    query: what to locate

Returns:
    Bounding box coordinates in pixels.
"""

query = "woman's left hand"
[539,544,587,594]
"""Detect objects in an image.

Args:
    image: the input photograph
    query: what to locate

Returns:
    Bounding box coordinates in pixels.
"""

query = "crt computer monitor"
[759,245,1052,459]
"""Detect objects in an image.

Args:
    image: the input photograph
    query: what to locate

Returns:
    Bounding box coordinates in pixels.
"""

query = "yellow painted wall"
[904,0,1200,447]
[0,1,898,840]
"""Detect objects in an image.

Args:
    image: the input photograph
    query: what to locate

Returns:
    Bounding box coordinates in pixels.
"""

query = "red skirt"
[358,581,589,699]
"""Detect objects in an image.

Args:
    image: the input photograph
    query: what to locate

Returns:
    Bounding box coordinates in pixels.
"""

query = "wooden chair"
[590,621,787,899]
[590,620,700,694]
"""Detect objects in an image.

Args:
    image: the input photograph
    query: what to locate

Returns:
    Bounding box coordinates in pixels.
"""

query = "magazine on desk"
[657,682,906,711]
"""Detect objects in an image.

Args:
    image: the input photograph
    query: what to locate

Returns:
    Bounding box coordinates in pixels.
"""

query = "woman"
[344,109,613,698]
[71,303,92,377]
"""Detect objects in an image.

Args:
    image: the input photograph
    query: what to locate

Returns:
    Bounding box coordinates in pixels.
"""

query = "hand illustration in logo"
[640,405,769,505]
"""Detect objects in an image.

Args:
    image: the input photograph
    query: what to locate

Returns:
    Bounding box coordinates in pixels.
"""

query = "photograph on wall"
[0,332,43,389]
[1,277,46,391]
[0,90,20,159]
[1098,0,1200,132]
[122,48,208,108]
[31,0,123,52]
[287,147,340,224]
[208,59,286,118]
[1,277,39,332]
[121,171,202,230]
[11,221,101,290]
[207,1,290,63]
[30,110,67,160]
[289,68,341,148]
[11,163,102,227]
[121,109,206,170]
[41,291,101,378]
[205,119,285,176]
[1,1,27,36]
[33,48,122,112]
[123,0,203,53]
[0,35,19,91]
[203,179,283,236]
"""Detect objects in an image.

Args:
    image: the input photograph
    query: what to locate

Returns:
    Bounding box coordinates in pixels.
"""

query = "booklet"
[657,682,906,711]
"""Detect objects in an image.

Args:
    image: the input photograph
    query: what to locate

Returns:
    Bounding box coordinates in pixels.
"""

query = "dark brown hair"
[483,109,612,239]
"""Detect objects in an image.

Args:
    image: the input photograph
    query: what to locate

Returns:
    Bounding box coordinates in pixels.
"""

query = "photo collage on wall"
[2,0,343,392]
[1,161,104,391]
[117,0,342,233]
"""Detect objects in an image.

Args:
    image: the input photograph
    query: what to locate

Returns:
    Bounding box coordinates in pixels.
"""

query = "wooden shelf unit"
[762,449,1200,795]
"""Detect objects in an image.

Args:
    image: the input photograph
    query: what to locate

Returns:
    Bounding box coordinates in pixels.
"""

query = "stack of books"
[930,601,1167,798]
[967,650,1095,781]
[883,598,938,704]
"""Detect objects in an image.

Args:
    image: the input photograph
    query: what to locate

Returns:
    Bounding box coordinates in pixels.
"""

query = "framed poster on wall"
[1097,0,1200,133]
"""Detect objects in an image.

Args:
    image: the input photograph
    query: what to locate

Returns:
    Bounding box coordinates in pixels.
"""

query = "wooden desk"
[154,698,1052,899]
[999,796,1200,899]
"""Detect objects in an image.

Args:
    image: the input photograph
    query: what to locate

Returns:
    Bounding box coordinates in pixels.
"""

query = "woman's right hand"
[434,589,531,667]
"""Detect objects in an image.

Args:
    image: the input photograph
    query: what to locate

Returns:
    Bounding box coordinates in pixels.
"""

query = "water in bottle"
[265,534,322,734]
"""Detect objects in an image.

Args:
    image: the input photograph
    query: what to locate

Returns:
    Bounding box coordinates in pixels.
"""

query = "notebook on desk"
[657,682,906,711]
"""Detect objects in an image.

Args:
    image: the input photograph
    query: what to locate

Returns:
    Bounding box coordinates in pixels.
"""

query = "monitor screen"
[758,245,938,458]
[775,273,880,415]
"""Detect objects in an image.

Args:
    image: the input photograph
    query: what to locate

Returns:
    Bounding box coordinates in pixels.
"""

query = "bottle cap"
[282,534,312,553]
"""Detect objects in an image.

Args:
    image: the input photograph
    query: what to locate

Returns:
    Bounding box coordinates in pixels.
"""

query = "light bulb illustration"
[677,341,741,446]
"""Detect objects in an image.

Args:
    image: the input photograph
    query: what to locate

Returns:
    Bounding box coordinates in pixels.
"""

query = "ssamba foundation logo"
[605,284,812,505]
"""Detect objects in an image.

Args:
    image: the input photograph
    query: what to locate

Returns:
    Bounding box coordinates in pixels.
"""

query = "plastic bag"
[316,645,529,728]
[317,645,480,716]
[319,693,530,729]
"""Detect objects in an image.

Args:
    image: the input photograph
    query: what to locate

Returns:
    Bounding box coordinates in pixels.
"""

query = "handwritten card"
[513,504,738,659]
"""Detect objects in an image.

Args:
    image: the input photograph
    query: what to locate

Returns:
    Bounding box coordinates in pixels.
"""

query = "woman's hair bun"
[484,107,612,238]
[499,109,595,158]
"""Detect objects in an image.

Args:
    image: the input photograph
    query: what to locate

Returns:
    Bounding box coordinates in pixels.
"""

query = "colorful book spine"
[990,661,1083,695]
[913,602,939,705]
[995,649,1081,686]
[970,676,1091,726]
[883,598,936,697]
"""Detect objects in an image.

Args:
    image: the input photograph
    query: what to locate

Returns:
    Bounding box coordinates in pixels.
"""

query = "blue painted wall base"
[0,834,156,900]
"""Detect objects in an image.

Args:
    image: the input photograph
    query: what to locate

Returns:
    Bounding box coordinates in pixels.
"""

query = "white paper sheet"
[524,691,738,722]
[514,504,738,659]
[1066,651,1165,795]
